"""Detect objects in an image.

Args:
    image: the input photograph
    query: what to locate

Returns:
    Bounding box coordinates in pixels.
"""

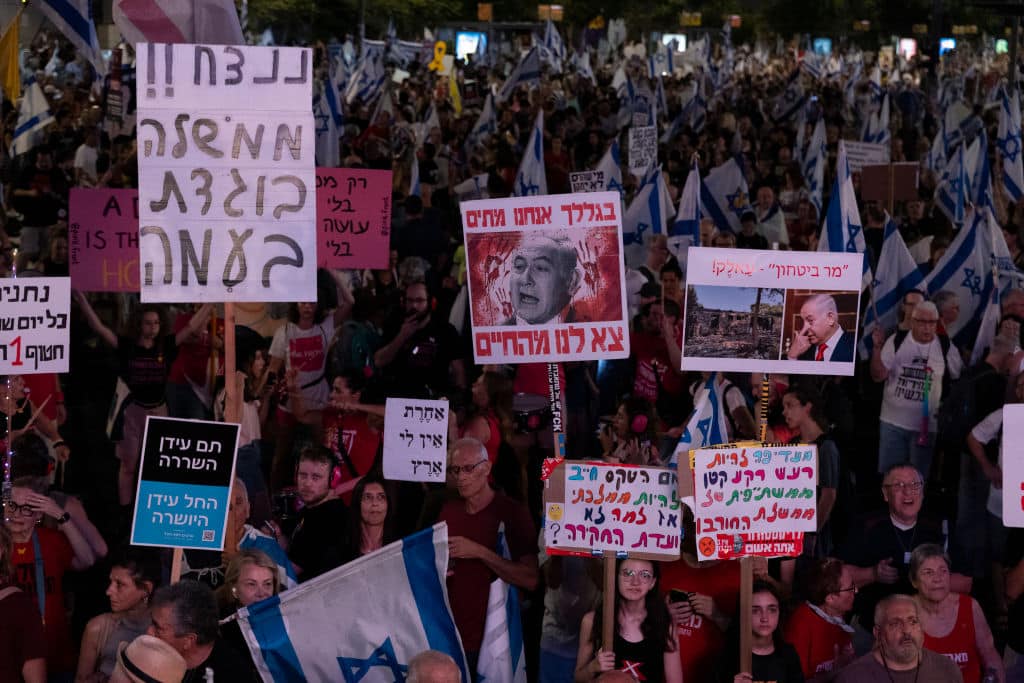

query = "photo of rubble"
[683,286,785,359]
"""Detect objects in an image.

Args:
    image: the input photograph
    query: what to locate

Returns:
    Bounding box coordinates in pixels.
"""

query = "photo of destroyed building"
[683,286,785,359]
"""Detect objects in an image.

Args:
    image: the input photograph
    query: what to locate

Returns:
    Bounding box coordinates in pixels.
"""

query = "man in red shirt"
[784,558,856,680]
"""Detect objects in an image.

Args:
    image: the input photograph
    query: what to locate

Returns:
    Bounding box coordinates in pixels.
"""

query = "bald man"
[787,294,855,362]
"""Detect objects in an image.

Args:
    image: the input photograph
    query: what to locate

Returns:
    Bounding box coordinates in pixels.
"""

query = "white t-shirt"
[879,333,963,431]
[73,143,98,180]
[269,318,336,412]
[970,409,1003,519]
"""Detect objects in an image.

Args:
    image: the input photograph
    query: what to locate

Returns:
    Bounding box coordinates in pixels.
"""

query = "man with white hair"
[407,650,462,683]
[870,300,962,478]
[787,293,855,362]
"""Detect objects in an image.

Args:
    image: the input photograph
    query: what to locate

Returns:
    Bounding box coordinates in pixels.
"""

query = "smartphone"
[670,589,692,604]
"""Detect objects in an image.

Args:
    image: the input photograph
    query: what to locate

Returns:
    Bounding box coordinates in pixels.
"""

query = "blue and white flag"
[998,92,1024,202]
[934,142,969,227]
[314,80,343,168]
[623,167,670,268]
[770,70,806,122]
[970,282,1001,366]
[671,373,730,465]
[467,92,497,152]
[803,118,826,217]
[571,50,596,85]
[361,38,387,61]
[36,0,103,74]
[595,139,624,198]
[239,526,299,590]
[236,524,468,683]
[700,157,751,234]
[476,524,527,683]
[648,42,675,79]
[926,119,948,174]
[513,111,546,197]
[497,48,541,103]
[345,52,386,105]
[860,214,924,357]
[661,111,685,145]
[969,130,993,210]
[541,20,565,74]
[671,158,701,245]
[818,140,871,289]
[861,92,890,146]
[683,82,707,133]
[11,81,54,157]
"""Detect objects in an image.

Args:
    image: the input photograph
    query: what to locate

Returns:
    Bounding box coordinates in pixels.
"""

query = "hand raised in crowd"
[590,648,616,674]
[24,491,64,520]
[871,326,886,350]
[875,557,899,584]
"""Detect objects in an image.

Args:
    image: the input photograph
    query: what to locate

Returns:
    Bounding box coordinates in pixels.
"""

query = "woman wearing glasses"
[782,558,856,680]
[574,558,683,682]
[910,544,1004,683]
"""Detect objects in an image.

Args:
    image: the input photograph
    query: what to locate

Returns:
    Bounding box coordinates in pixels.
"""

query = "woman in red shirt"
[911,543,1003,683]
[0,524,46,683]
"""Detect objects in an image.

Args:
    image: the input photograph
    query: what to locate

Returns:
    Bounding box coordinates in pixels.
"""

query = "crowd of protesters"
[2,21,1024,683]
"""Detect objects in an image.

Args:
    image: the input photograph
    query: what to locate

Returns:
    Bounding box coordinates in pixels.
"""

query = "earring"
[231,587,238,598]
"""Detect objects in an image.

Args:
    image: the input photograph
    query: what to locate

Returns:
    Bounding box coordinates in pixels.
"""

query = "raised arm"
[174,303,214,347]
[73,290,117,348]
[329,269,355,325]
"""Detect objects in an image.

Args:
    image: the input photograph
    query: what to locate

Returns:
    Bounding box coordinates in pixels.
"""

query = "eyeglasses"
[3,501,37,518]
[911,318,938,325]
[884,481,924,493]
[447,461,486,476]
[836,585,858,594]
[619,568,655,581]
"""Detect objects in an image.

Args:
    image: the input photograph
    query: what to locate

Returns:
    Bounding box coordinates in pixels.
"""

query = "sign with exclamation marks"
[145,43,174,99]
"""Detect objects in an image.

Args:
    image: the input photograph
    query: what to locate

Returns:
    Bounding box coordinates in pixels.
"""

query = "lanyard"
[31,530,45,625]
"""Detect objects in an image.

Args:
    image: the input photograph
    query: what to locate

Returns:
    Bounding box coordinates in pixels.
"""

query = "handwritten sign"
[461,192,630,364]
[70,189,141,292]
[136,43,316,303]
[628,125,657,178]
[383,398,449,482]
[570,170,606,194]
[843,140,890,173]
[131,416,239,550]
[0,277,70,375]
[542,460,682,560]
[316,168,392,269]
[1002,404,1024,527]
[691,444,816,561]
[682,247,863,376]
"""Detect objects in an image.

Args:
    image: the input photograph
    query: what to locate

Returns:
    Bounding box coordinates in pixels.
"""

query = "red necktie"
[815,343,827,361]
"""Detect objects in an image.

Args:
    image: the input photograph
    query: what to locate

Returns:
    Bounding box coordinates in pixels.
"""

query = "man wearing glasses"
[783,558,857,679]
[870,300,962,478]
[435,438,538,674]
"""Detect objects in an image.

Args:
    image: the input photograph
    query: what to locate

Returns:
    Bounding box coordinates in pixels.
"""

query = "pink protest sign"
[69,188,141,292]
[316,168,392,269]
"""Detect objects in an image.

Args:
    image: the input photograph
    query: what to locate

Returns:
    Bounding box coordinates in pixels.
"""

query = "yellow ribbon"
[428,41,446,71]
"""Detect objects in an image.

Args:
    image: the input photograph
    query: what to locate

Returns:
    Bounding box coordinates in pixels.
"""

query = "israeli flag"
[671,373,731,465]
[345,52,386,105]
[239,527,299,590]
[672,158,702,243]
[467,92,497,152]
[861,92,890,147]
[684,84,707,133]
[700,156,751,234]
[926,119,948,174]
[571,49,596,85]
[361,39,387,61]
[235,524,468,683]
[934,142,970,227]
[648,42,674,79]
[595,139,624,198]
[770,70,806,122]
[497,48,541,103]
[661,111,685,145]
[998,92,1024,201]
[970,282,1001,366]
[803,118,827,217]
[969,130,994,211]
[623,167,670,268]
[818,141,871,290]
[476,524,527,683]
[843,62,862,114]
[860,215,924,357]
[11,81,55,157]
[513,111,547,197]
[314,80,343,168]
[36,0,104,74]
[541,20,565,74]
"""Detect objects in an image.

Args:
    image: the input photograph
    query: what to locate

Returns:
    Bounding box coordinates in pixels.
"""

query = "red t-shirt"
[322,409,381,504]
[0,587,46,681]
[922,593,983,683]
[12,527,75,674]
[22,373,62,421]
[168,312,224,385]
[630,329,684,402]
[783,601,853,679]
[439,493,537,653]
[659,558,741,683]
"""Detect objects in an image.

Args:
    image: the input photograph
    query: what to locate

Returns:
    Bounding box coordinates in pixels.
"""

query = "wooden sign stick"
[170,547,183,583]
[602,552,616,651]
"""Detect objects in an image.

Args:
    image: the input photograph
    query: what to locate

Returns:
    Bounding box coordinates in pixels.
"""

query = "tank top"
[922,593,982,683]
[97,611,151,676]
[614,631,665,682]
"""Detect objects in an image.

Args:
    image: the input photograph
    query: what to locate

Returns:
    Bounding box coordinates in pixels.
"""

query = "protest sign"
[131,416,239,551]
[461,191,630,364]
[70,189,140,292]
[691,443,816,560]
[542,459,682,560]
[383,398,449,482]
[628,125,657,178]
[681,247,863,376]
[136,43,316,303]
[0,277,70,374]
[570,170,606,193]
[316,168,392,269]
[861,162,919,204]
[1002,404,1024,527]
[843,140,890,173]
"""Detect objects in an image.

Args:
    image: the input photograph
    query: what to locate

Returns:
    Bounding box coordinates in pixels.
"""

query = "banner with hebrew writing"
[137,43,316,302]
[0,277,70,374]
[461,192,629,364]
[682,247,863,376]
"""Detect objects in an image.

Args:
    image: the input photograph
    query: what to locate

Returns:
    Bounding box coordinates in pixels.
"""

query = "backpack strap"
[893,329,908,352]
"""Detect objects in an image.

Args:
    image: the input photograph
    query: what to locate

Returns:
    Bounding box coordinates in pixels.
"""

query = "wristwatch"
[56,511,71,525]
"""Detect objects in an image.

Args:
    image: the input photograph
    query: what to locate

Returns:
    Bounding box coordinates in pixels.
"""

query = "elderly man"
[871,300,962,477]
[407,650,462,683]
[505,235,581,325]
[434,438,538,673]
[836,595,963,682]
[788,293,855,362]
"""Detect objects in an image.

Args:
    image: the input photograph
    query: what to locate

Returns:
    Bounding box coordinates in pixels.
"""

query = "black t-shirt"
[183,638,258,683]
[116,334,178,406]
[288,497,348,581]
[383,318,461,397]
[737,232,769,250]
[717,642,806,683]
[1006,528,1024,652]
[614,632,665,682]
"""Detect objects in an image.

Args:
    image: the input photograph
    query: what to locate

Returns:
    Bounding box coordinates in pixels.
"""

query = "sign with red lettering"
[461,191,630,364]
[682,247,863,376]
[315,168,392,269]
[70,189,141,292]
[1002,404,1024,527]
[691,443,815,561]
[0,277,70,374]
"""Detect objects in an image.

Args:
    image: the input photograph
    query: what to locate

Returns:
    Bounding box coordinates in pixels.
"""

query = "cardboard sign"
[70,189,141,292]
[542,459,682,560]
[628,125,657,178]
[136,43,316,303]
[861,162,920,203]
[383,398,449,482]
[570,171,606,193]
[461,192,630,364]
[1002,404,1024,527]
[691,443,816,560]
[0,277,70,374]
[681,248,863,376]
[316,168,392,269]
[131,416,239,550]
[843,140,890,173]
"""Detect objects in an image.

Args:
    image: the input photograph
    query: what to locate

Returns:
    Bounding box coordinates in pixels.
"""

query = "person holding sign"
[786,294,856,363]
[574,558,682,682]
[716,580,805,683]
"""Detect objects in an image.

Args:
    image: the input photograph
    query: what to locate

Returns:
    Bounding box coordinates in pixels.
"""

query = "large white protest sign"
[843,140,890,173]
[628,125,657,178]
[383,398,449,482]
[0,277,70,374]
[1002,404,1024,527]
[461,192,630,364]
[681,247,863,376]
[137,43,316,302]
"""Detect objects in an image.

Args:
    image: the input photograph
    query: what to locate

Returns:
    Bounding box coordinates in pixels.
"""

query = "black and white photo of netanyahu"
[505,234,581,325]
[786,293,856,362]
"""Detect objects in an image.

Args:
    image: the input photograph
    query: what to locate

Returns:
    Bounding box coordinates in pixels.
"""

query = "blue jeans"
[539,650,577,683]
[878,421,934,479]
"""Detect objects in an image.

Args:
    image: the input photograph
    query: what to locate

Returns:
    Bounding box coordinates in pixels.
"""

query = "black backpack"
[935,364,995,452]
